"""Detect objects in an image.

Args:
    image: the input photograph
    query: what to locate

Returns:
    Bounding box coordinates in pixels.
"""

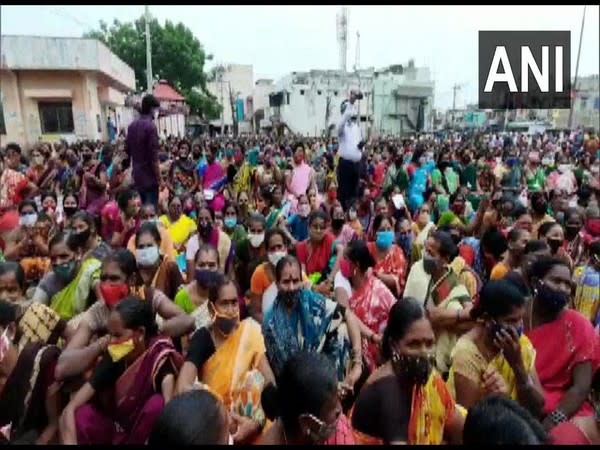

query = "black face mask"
[422,254,439,275]
[535,281,569,315]
[565,225,580,240]
[199,223,213,238]
[547,238,563,254]
[278,289,300,309]
[332,218,345,231]
[71,228,91,247]
[532,201,547,215]
[63,206,78,217]
[391,351,435,386]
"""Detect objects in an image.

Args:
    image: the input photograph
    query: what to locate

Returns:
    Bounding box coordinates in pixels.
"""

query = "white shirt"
[337,103,362,162]
[334,271,352,298]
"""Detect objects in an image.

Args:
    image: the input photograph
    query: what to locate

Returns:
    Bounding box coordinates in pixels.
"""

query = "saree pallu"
[323,414,355,445]
[202,319,267,426]
[262,288,351,382]
[351,372,455,445]
[49,257,101,320]
[0,342,61,441]
[349,272,395,372]
[17,303,65,351]
[159,214,196,249]
[572,265,600,324]
[367,243,407,297]
[527,309,599,418]
[75,336,183,445]
[447,334,536,402]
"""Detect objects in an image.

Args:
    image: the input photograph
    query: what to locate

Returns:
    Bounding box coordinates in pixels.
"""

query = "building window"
[317,90,322,95]
[38,102,74,133]
[300,90,305,96]
[334,91,338,96]
[0,100,5,135]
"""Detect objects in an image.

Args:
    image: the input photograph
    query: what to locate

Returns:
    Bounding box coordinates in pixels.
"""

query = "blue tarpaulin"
[236,99,244,122]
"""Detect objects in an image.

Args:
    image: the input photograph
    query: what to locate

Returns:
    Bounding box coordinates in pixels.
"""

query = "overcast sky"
[2,5,598,110]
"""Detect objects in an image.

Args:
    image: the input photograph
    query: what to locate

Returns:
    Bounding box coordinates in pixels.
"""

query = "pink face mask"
[339,257,354,279]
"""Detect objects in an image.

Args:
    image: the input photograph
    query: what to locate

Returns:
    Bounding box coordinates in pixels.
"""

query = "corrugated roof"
[153,80,185,102]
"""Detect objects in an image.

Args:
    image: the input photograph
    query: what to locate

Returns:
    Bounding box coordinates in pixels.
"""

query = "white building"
[265,60,435,138]
[205,63,254,134]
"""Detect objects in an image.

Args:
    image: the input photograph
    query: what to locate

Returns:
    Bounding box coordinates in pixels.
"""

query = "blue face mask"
[224,217,237,228]
[376,230,395,250]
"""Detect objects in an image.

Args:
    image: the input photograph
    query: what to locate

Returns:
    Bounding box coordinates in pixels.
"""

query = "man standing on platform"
[336,90,364,210]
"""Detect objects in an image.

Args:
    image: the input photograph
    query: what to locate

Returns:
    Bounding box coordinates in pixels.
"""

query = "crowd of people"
[0,91,599,445]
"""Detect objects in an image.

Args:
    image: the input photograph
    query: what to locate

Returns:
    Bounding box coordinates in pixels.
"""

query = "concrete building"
[0,35,135,148]
[153,79,188,139]
[251,78,275,133]
[552,74,600,130]
[205,63,254,134]
[266,60,435,138]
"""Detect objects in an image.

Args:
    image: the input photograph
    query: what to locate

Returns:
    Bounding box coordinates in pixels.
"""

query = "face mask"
[248,232,265,248]
[199,222,213,238]
[71,228,91,247]
[100,281,130,308]
[557,164,572,173]
[19,212,38,227]
[53,260,78,283]
[391,351,435,386]
[195,269,218,288]
[376,230,394,250]
[299,204,310,218]
[348,210,357,221]
[278,289,300,309]
[136,245,160,267]
[547,238,563,254]
[107,338,135,362]
[32,156,44,166]
[268,251,287,267]
[82,153,92,162]
[339,257,354,279]
[332,218,345,231]
[327,189,337,201]
[211,304,239,337]
[532,201,547,215]
[224,217,237,228]
[535,281,569,313]
[565,225,580,240]
[63,206,78,217]
[422,253,439,275]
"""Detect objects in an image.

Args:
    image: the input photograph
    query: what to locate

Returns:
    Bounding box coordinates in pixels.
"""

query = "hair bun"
[260,382,281,421]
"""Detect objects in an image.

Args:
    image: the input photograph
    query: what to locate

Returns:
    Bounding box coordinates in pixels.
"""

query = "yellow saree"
[201,318,266,425]
[447,333,536,402]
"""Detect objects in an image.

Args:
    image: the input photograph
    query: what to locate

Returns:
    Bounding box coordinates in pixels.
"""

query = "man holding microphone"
[336,90,364,210]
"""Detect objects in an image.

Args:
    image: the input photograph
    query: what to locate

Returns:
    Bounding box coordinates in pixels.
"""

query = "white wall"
[207,63,254,128]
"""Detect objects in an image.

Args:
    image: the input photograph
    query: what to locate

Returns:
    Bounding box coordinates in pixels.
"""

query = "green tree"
[84,16,221,120]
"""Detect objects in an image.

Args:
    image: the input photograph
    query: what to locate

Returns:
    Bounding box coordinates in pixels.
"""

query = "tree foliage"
[84,16,221,120]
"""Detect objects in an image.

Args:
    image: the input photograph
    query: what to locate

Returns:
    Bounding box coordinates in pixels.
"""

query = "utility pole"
[144,5,153,94]
[568,5,586,130]
[218,64,225,134]
[451,84,461,111]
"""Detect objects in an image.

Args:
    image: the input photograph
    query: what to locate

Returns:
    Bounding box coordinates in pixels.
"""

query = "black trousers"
[337,157,360,210]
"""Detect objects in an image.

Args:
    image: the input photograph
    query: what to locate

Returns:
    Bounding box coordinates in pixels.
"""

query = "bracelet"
[549,409,568,426]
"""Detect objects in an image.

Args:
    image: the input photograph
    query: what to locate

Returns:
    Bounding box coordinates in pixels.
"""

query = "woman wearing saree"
[159,196,197,255]
[32,231,101,321]
[134,223,183,302]
[176,276,275,444]
[223,202,247,248]
[285,144,316,207]
[78,145,109,217]
[54,250,192,382]
[71,211,112,261]
[0,320,62,444]
[59,297,184,445]
[185,206,234,280]
[524,257,600,444]
[166,141,198,197]
[341,240,395,373]
[202,145,228,213]
[447,280,544,416]
[411,204,436,263]
[367,215,407,297]
[265,184,291,230]
[351,298,464,445]
[174,244,222,335]
[262,256,363,392]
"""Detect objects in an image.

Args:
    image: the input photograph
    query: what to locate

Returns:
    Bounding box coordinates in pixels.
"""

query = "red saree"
[367,242,407,296]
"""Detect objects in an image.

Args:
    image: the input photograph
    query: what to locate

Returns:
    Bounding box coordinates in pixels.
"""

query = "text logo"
[479,31,571,109]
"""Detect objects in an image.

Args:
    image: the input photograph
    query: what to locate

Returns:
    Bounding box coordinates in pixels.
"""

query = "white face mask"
[248,232,265,248]
[228,434,234,445]
[298,204,310,217]
[136,245,160,267]
[19,212,38,227]
[557,164,572,173]
[392,193,405,209]
[268,251,287,267]
[348,210,357,221]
